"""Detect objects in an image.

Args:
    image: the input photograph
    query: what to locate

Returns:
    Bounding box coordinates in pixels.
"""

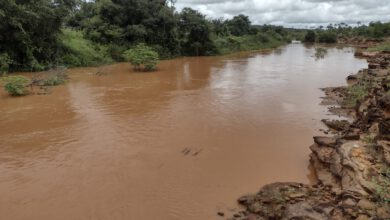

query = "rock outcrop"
[229,49,390,220]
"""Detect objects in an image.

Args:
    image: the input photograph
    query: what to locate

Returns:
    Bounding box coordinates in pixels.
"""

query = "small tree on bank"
[123,44,159,72]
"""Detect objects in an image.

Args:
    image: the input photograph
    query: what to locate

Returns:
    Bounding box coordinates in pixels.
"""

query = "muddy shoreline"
[229,45,390,219]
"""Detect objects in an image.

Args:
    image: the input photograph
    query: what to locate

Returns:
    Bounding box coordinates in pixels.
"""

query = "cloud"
[175,0,390,28]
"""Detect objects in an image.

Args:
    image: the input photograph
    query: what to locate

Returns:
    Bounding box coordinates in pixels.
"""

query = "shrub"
[2,75,31,96]
[123,44,159,71]
[314,47,328,59]
[318,32,337,43]
[344,84,368,108]
[60,29,113,67]
[41,75,66,86]
[0,53,12,73]
[368,40,390,52]
[31,67,68,87]
[304,31,316,43]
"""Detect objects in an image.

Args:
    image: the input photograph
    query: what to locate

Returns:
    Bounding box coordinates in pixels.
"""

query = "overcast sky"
[175,0,390,28]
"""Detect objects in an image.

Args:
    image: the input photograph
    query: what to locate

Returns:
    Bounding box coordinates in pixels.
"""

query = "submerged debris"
[30,67,69,95]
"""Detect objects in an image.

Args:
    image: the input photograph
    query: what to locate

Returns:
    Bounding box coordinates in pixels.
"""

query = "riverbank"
[229,43,390,219]
[58,29,289,69]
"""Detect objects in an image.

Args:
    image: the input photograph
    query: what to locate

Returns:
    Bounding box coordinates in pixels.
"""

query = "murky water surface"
[0,44,366,220]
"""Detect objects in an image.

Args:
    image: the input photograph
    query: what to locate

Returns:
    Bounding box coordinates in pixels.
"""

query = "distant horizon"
[176,0,390,28]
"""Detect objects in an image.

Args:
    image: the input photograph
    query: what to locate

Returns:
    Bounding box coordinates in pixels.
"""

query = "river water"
[0,44,366,220]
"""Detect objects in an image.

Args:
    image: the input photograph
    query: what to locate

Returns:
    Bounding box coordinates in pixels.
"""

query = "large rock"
[322,119,350,131]
[313,136,338,147]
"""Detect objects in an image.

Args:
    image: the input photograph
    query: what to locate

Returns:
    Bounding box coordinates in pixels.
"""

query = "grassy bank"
[58,29,289,68]
[59,29,113,67]
[368,39,390,52]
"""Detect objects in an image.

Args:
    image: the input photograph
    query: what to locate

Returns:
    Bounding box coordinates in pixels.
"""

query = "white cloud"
[175,0,390,28]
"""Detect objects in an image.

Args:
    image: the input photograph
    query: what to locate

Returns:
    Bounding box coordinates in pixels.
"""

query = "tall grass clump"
[60,29,113,67]
[2,75,31,96]
[344,84,368,108]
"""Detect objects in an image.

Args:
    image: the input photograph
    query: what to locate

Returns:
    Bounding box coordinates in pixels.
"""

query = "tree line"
[0,0,296,72]
[304,21,390,43]
[2,0,389,73]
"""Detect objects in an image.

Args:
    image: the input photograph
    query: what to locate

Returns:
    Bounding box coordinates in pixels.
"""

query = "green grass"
[60,29,113,67]
[344,84,368,108]
[368,40,390,52]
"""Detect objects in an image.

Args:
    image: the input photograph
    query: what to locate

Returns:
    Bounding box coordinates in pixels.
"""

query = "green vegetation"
[60,29,113,67]
[227,15,253,36]
[302,21,390,44]
[344,84,368,108]
[368,40,390,52]
[123,44,159,71]
[41,75,66,86]
[0,53,11,73]
[32,67,69,87]
[314,48,328,59]
[2,0,390,72]
[304,31,316,43]
[317,32,338,43]
[373,168,390,203]
[214,34,285,55]
[356,22,390,39]
[2,75,31,96]
[0,0,77,72]
[0,0,298,72]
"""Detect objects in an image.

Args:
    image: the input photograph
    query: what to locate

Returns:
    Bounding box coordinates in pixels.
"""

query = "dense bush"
[0,53,11,73]
[123,44,159,71]
[317,32,338,43]
[59,29,113,67]
[314,47,328,59]
[304,31,316,43]
[179,8,217,56]
[2,75,31,96]
[228,14,252,36]
[0,0,77,71]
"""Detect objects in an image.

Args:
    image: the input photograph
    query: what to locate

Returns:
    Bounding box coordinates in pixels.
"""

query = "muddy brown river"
[0,44,366,220]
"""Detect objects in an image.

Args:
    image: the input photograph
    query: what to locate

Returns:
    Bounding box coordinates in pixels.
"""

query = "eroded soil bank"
[230,47,390,220]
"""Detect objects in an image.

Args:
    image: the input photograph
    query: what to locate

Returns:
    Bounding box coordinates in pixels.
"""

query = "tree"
[179,8,216,56]
[66,1,96,29]
[82,0,180,57]
[228,14,251,36]
[0,0,77,71]
[318,32,337,43]
[123,43,159,71]
[211,18,230,37]
[304,30,316,43]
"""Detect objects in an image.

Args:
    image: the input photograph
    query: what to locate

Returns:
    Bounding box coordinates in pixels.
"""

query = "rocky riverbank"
[228,48,390,220]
